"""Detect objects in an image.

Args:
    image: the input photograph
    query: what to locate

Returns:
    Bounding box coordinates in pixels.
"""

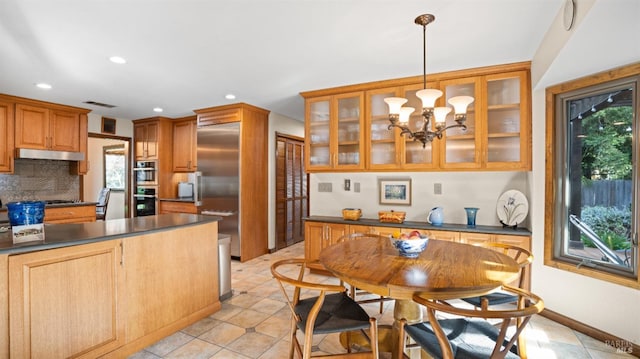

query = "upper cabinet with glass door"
[305,92,365,171]
[367,87,401,169]
[439,77,482,169]
[366,83,439,170]
[302,62,531,173]
[484,71,530,170]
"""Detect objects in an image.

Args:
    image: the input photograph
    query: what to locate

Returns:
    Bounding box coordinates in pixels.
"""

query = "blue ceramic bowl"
[7,201,45,226]
[390,235,429,258]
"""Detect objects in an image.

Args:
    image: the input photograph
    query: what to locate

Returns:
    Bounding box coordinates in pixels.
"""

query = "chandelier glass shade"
[385,14,475,148]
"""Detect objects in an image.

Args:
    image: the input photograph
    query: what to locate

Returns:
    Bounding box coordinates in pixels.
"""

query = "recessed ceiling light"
[153,107,163,113]
[35,83,52,89]
[225,94,236,100]
[109,56,127,64]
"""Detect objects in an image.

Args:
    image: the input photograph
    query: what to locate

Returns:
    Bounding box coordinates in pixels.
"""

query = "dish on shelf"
[496,190,528,226]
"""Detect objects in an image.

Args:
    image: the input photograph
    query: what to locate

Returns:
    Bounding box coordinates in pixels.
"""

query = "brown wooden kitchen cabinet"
[44,204,97,224]
[9,240,125,358]
[304,92,365,171]
[307,218,531,288]
[172,116,197,172]
[134,120,160,160]
[158,200,197,214]
[305,221,349,271]
[0,99,14,173]
[0,95,91,175]
[15,104,82,152]
[132,117,174,199]
[301,62,531,172]
[366,82,442,170]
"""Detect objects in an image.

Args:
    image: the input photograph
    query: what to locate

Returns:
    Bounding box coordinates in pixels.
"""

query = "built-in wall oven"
[133,161,157,185]
[134,187,156,216]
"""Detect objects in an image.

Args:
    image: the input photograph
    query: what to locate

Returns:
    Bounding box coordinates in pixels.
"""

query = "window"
[545,63,640,287]
[103,145,125,191]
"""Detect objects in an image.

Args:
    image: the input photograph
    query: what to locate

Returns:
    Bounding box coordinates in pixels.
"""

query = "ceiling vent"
[83,100,116,108]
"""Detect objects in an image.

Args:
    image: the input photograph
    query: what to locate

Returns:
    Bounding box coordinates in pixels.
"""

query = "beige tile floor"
[130,241,635,359]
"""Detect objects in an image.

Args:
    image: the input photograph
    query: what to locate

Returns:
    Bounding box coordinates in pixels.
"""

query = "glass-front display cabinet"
[367,88,400,169]
[305,92,364,171]
[440,77,482,169]
[366,83,439,170]
[485,71,530,170]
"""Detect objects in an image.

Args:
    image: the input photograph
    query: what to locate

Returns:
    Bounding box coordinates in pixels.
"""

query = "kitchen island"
[0,214,221,358]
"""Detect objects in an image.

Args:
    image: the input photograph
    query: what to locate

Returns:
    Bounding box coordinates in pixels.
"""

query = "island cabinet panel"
[0,254,8,359]
[119,223,219,351]
[8,240,125,359]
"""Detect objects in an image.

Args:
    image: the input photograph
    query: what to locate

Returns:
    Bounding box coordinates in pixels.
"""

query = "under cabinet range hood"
[15,148,85,161]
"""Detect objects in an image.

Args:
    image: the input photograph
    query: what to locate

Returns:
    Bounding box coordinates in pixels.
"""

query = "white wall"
[84,137,126,219]
[87,113,134,137]
[268,112,305,249]
[530,0,640,344]
[310,172,529,228]
[83,113,134,219]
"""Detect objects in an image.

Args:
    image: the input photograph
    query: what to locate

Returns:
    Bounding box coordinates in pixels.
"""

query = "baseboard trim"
[540,308,639,357]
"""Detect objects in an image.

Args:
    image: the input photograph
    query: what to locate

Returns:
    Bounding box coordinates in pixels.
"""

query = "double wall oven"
[133,161,157,216]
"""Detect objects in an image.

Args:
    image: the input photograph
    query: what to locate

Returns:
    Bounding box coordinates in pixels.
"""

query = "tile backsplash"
[0,159,80,205]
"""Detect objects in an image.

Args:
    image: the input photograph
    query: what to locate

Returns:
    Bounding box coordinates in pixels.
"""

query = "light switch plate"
[434,183,442,195]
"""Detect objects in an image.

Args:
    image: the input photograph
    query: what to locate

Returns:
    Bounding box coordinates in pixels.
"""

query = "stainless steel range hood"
[16,148,85,161]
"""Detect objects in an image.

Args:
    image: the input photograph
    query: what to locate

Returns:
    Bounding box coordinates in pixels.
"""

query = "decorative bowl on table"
[389,232,429,258]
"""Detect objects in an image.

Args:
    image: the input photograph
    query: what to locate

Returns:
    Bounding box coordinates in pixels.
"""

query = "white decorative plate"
[496,190,529,227]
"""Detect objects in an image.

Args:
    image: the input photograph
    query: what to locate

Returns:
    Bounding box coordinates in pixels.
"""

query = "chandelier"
[385,14,474,148]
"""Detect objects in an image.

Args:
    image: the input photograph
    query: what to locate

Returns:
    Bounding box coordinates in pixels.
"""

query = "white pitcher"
[427,207,444,226]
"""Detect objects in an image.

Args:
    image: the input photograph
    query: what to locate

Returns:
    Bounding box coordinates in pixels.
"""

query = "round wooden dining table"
[319,234,520,359]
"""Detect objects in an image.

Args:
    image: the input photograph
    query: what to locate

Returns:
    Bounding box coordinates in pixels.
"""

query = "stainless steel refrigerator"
[197,122,241,258]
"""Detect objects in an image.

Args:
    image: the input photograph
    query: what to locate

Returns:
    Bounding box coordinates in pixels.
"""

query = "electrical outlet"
[434,183,442,195]
[354,182,360,193]
[344,179,351,191]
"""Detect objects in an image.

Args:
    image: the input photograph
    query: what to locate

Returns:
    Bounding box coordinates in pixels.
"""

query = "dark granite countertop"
[0,213,221,255]
[304,215,531,236]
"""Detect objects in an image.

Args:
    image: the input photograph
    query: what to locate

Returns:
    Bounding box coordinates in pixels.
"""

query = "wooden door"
[172,119,197,171]
[49,109,80,152]
[15,104,49,150]
[0,100,13,173]
[304,221,326,265]
[276,134,307,250]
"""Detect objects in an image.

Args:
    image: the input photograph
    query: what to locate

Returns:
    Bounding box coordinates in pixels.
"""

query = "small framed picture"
[101,117,117,134]
[378,178,412,206]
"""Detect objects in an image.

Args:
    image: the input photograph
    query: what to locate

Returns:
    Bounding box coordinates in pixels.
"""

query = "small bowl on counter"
[390,233,429,258]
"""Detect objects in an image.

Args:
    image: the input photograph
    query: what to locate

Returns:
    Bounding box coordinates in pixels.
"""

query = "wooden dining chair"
[461,242,533,309]
[397,285,544,359]
[271,258,380,359]
[337,233,393,314]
